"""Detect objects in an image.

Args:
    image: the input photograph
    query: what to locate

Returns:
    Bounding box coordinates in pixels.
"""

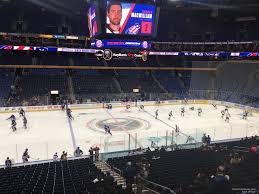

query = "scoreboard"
[88,0,160,40]
[106,1,156,36]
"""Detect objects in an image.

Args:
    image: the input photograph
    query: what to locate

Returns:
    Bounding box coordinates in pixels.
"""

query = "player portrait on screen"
[106,1,122,34]
[106,1,155,35]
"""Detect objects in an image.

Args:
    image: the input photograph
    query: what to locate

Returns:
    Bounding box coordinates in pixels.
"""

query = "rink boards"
[0,99,258,114]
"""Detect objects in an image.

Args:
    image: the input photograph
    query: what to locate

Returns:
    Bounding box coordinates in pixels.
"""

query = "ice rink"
[0,103,258,165]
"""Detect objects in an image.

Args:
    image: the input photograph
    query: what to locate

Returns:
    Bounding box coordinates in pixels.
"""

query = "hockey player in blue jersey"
[19,108,25,117]
[168,110,173,120]
[7,114,16,121]
[11,120,17,132]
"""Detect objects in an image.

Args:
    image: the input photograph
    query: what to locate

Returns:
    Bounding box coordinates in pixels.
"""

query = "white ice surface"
[0,104,258,164]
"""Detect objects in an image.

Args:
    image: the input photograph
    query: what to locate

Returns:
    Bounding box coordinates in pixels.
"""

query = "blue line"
[67,117,77,150]
[143,110,197,142]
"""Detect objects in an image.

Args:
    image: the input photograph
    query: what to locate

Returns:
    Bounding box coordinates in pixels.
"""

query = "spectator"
[53,152,58,161]
[123,162,137,189]
[160,146,166,153]
[94,146,100,161]
[89,147,94,161]
[136,159,150,194]
[22,148,30,163]
[250,145,257,153]
[61,151,68,160]
[191,170,208,191]
[5,157,12,168]
[230,153,243,166]
[208,166,232,194]
[145,147,151,153]
[74,147,83,157]
[207,135,211,145]
[103,171,115,194]
[202,133,207,145]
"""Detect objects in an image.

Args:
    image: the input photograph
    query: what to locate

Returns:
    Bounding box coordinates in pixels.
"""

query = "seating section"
[0,158,124,194]
[72,73,119,94]
[108,138,259,193]
[117,71,164,93]
[18,73,68,98]
[0,70,13,98]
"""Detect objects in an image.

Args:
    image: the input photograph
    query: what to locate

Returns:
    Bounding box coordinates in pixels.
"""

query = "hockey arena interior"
[0,0,259,193]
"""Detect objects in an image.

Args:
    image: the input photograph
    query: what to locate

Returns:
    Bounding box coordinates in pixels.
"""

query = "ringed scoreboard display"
[88,0,160,39]
[106,1,156,36]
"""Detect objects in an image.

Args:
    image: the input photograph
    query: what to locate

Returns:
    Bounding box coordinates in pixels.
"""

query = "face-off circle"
[86,117,151,133]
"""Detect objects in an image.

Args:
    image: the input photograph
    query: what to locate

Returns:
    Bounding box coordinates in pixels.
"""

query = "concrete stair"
[94,161,156,193]
[94,161,126,188]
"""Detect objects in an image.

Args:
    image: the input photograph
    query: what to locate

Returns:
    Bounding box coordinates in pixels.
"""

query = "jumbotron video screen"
[106,1,156,36]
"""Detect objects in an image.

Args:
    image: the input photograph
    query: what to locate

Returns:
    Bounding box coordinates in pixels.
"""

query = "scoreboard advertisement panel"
[106,1,156,36]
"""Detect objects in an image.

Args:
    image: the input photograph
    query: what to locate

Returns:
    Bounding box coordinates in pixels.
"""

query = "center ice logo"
[86,117,151,133]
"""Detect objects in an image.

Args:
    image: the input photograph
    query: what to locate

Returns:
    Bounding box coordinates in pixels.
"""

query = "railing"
[233,146,250,153]
[139,176,177,194]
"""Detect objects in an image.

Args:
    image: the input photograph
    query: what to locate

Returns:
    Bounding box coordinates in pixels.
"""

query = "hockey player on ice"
[225,112,231,122]
[168,110,173,120]
[139,105,144,111]
[221,110,225,118]
[242,110,248,120]
[11,120,17,132]
[181,107,185,117]
[225,107,229,113]
[175,124,180,136]
[7,114,16,121]
[19,108,25,117]
[66,108,74,120]
[198,108,202,116]
[155,110,159,119]
[190,107,194,111]
[212,104,217,109]
[61,103,66,111]
[23,116,27,129]
[104,125,112,135]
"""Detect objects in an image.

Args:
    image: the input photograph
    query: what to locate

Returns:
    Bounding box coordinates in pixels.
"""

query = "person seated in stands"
[145,147,151,153]
[60,151,67,160]
[152,147,160,159]
[103,171,115,194]
[5,157,12,168]
[208,165,232,194]
[160,146,166,153]
[191,170,208,190]
[74,146,83,157]
[250,145,257,153]
[230,153,243,166]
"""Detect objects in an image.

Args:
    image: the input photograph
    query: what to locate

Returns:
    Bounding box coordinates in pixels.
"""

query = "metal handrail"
[138,176,177,194]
